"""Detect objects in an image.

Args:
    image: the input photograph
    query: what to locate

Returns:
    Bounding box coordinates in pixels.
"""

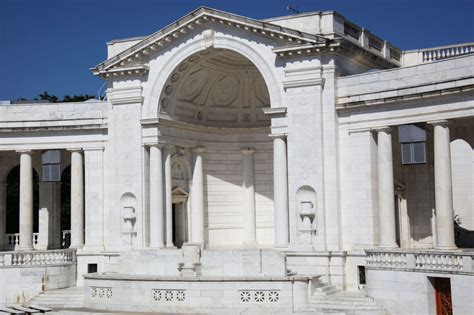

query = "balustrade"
[366,249,473,274]
[414,252,463,272]
[0,248,76,267]
[422,44,474,63]
[4,230,71,251]
[402,43,474,66]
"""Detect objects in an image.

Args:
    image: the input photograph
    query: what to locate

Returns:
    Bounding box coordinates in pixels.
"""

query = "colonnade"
[11,149,84,251]
[376,120,456,249]
[148,138,290,248]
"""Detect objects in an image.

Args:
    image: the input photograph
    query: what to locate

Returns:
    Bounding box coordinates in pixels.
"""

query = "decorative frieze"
[152,289,186,303]
[239,290,280,304]
[91,287,113,300]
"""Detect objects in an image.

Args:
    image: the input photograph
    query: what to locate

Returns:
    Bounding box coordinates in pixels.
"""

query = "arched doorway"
[5,166,39,248]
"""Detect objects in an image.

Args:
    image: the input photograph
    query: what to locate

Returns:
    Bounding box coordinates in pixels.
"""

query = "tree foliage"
[34,91,96,103]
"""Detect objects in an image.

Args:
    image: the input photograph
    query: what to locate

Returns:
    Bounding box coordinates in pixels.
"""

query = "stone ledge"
[84,272,316,282]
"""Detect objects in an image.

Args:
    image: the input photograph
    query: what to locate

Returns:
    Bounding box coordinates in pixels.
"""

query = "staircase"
[28,287,84,310]
[310,289,387,315]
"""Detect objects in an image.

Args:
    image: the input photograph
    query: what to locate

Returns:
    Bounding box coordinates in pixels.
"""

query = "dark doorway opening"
[431,277,453,315]
[6,166,39,234]
[172,203,188,249]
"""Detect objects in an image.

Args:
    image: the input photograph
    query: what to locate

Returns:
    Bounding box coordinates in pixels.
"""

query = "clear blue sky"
[1,0,473,100]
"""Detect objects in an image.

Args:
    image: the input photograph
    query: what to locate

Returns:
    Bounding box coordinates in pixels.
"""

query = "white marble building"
[0,7,473,315]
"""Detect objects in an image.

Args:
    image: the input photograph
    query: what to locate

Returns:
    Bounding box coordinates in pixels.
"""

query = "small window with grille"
[398,124,427,164]
[42,150,61,182]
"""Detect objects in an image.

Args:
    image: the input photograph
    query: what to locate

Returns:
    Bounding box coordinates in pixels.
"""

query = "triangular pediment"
[91,7,327,78]
[172,186,188,197]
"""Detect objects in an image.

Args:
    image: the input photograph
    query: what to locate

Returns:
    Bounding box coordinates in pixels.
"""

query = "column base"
[242,240,258,248]
[378,244,399,248]
[18,246,34,251]
[69,244,85,250]
[81,245,105,253]
[435,245,458,250]
[149,244,166,249]
[166,244,177,249]
[274,243,289,250]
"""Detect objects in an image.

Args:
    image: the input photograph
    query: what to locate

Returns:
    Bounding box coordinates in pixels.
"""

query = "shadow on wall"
[455,222,474,248]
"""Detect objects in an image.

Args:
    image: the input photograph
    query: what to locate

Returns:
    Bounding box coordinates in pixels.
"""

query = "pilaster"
[83,147,106,252]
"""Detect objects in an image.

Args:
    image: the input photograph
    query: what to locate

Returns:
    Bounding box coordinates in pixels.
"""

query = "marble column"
[0,181,5,250]
[70,149,84,249]
[149,145,165,248]
[191,147,205,245]
[376,127,398,248]
[273,136,289,248]
[242,148,257,246]
[431,120,456,249]
[164,147,174,247]
[18,150,34,250]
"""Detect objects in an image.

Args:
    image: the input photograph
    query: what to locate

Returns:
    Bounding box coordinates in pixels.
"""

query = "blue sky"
[1,0,473,100]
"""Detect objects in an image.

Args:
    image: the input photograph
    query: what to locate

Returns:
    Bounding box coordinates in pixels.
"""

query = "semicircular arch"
[145,32,282,119]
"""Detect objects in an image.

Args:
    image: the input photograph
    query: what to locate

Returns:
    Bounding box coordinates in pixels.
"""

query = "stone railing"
[366,251,407,269]
[5,233,39,250]
[0,248,76,267]
[402,42,474,66]
[366,249,473,274]
[5,231,71,250]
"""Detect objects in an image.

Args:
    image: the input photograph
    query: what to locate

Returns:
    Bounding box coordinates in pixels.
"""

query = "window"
[358,266,366,285]
[88,263,98,273]
[398,124,427,164]
[42,150,61,181]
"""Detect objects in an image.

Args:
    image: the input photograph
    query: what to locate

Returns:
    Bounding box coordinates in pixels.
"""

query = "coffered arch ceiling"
[159,48,271,128]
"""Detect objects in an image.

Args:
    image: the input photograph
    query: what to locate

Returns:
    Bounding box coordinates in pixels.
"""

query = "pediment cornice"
[91,7,328,79]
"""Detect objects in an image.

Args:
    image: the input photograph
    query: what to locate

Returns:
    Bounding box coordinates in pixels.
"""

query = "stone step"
[28,286,84,310]
[315,285,337,292]
[313,288,340,296]
[311,299,379,307]
[312,302,382,310]
[34,296,84,302]
[0,306,25,314]
[8,305,41,313]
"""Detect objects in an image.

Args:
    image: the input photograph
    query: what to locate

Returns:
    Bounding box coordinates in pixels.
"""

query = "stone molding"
[92,7,327,77]
[108,86,143,106]
[337,77,474,109]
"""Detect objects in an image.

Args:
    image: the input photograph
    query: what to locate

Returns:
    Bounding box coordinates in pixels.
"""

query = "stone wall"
[203,149,274,247]
[367,269,474,315]
[0,263,76,304]
[0,101,107,128]
[84,273,312,314]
